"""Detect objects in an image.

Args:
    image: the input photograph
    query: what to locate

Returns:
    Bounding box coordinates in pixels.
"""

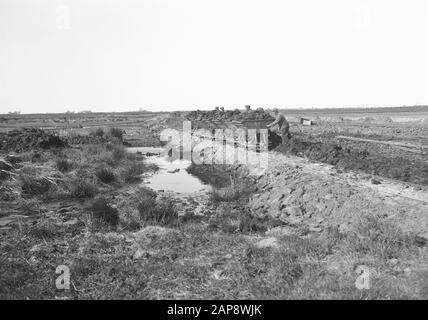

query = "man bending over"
[266,108,291,144]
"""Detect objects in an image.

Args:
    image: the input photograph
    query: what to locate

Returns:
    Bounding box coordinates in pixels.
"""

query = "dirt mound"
[248,155,428,237]
[187,106,272,121]
[0,128,67,152]
[249,166,385,230]
[277,136,428,185]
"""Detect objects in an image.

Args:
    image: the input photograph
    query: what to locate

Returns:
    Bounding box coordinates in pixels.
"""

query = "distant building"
[299,118,313,126]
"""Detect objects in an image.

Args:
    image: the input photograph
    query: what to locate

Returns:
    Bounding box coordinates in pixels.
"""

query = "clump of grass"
[56,158,74,173]
[210,182,249,203]
[20,174,53,196]
[85,144,106,156]
[136,187,157,204]
[121,163,146,183]
[207,207,272,234]
[108,127,124,141]
[96,167,116,183]
[105,142,116,151]
[136,188,178,226]
[69,178,98,198]
[30,220,58,239]
[99,144,128,167]
[91,127,104,138]
[282,234,333,260]
[121,212,142,231]
[345,215,421,259]
[88,197,119,230]
[239,237,329,298]
[241,244,274,277]
[179,212,203,224]
[186,164,235,188]
[241,244,302,284]
[207,219,237,233]
[0,260,36,295]
[112,144,127,161]
[238,215,268,234]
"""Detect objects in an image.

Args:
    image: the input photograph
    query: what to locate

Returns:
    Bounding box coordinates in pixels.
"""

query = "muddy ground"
[277,134,428,186]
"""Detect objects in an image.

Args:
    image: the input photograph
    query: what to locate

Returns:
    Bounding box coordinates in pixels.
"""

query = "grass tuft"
[121,163,146,183]
[108,127,124,141]
[238,215,269,234]
[30,220,58,239]
[88,197,119,230]
[345,215,421,259]
[90,127,104,138]
[69,178,98,198]
[95,167,116,183]
[136,188,178,226]
[112,145,126,160]
[56,158,74,173]
[20,175,53,196]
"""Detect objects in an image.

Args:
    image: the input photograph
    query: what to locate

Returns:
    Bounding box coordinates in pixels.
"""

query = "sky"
[1,0,428,113]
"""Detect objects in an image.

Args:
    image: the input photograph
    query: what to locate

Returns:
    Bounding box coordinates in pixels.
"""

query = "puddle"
[127,147,211,194]
[127,146,165,156]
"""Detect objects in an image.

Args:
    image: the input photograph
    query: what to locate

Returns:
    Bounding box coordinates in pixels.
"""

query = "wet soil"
[277,134,428,185]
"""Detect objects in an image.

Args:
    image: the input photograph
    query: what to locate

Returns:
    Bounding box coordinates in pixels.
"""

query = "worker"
[267,108,291,144]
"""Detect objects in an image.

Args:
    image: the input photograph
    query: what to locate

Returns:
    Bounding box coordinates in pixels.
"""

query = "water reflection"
[127,147,211,194]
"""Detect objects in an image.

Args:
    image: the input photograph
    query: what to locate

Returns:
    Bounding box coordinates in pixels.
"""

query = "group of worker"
[211,105,291,145]
[244,105,291,145]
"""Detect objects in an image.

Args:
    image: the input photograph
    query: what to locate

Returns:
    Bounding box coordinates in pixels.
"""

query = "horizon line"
[2,104,428,116]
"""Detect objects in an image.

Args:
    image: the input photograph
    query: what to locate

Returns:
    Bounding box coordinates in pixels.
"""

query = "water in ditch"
[127,147,211,194]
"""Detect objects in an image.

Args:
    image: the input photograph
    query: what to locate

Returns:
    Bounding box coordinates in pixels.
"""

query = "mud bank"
[0,128,67,152]
[277,135,428,186]
[246,152,428,238]
[185,163,251,188]
[187,137,428,238]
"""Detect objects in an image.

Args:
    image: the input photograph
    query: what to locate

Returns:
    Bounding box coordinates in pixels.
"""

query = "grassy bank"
[1,200,426,299]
